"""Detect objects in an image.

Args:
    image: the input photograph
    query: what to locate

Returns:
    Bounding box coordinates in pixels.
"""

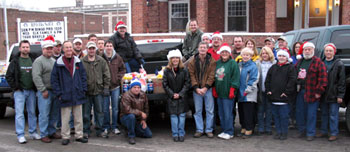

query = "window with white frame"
[169,1,189,32]
[226,0,249,32]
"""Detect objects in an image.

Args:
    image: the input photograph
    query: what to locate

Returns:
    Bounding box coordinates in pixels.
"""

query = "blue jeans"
[217,98,234,136]
[170,113,186,137]
[14,90,37,138]
[257,93,272,132]
[125,58,144,73]
[103,87,120,130]
[83,94,104,135]
[296,90,319,136]
[271,104,290,134]
[193,88,214,133]
[121,114,152,138]
[37,90,59,137]
[320,102,339,136]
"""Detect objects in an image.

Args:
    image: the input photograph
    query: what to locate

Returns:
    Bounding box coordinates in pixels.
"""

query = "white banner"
[19,21,67,43]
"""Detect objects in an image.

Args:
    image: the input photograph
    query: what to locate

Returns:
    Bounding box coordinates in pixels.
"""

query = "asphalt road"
[0,107,349,152]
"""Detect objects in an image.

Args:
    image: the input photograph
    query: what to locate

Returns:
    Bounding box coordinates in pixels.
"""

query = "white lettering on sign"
[19,21,66,43]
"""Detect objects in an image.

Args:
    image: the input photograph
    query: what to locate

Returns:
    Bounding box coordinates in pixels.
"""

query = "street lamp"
[294,0,300,8]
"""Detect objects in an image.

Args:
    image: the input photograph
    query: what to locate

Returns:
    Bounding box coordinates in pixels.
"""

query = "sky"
[1,0,129,11]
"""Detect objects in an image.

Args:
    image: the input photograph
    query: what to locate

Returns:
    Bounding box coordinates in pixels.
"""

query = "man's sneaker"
[206,132,214,138]
[62,139,70,145]
[75,138,88,143]
[193,132,203,138]
[41,136,52,143]
[129,137,136,145]
[114,128,121,135]
[29,133,41,140]
[18,136,27,144]
[219,133,233,140]
[217,132,225,138]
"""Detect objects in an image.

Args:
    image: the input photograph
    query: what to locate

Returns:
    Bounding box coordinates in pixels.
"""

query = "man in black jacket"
[6,40,40,144]
[109,21,143,73]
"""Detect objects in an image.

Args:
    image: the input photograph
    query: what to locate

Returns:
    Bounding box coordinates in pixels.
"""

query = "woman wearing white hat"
[162,49,191,142]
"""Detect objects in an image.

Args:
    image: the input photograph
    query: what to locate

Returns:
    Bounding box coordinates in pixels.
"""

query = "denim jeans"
[125,58,144,73]
[37,90,60,137]
[296,89,319,136]
[170,113,186,137]
[103,87,120,130]
[121,114,152,138]
[83,94,104,135]
[193,88,214,133]
[320,102,339,136]
[217,98,234,136]
[257,93,272,132]
[14,90,37,138]
[271,104,290,134]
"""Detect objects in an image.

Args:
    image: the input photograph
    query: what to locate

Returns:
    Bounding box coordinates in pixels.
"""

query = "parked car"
[280,25,350,132]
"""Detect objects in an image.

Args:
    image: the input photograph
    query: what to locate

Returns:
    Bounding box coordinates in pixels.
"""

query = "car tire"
[346,103,350,133]
[0,103,6,119]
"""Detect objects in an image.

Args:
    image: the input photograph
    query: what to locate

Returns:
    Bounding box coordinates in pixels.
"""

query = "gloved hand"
[103,88,110,96]
[212,87,218,98]
[229,87,235,99]
[137,58,145,65]
[243,92,248,96]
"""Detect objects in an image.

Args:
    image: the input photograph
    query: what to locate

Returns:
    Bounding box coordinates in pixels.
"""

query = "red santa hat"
[277,48,293,63]
[41,35,55,48]
[217,43,231,54]
[296,41,315,59]
[114,21,127,31]
[324,43,337,54]
[211,31,223,40]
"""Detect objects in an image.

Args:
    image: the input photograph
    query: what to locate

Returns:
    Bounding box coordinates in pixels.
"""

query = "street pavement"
[0,107,349,152]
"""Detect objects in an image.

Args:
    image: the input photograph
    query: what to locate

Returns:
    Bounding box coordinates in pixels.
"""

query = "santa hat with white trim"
[41,35,55,49]
[217,43,231,54]
[115,21,127,32]
[277,48,293,63]
[296,41,315,59]
[211,31,223,40]
[201,33,211,41]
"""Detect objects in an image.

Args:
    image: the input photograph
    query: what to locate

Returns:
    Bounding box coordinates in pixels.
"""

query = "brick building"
[131,0,349,33]
[0,8,102,59]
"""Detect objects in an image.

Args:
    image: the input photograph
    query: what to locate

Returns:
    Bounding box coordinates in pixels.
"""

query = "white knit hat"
[277,48,293,63]
[167,49,182,60]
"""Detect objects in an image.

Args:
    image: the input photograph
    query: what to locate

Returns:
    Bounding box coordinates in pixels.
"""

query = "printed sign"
[19,21,66,42]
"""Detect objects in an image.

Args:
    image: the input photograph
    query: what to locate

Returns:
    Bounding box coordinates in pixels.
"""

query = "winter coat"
[188,53,216,90]
[82,55,111,96]
[214,58,240,98]
[265,63,297,103]
[109,32,142,63]
[182,29,203,59]
[256,59,276,92]
[296,56,328,102]
[6,52,37,91]
[238,60,259,102]
[51,56,88,107]
[162,67,191,115]
[120,91,149,121]
[102,51,126,90]
[322,58,346,103]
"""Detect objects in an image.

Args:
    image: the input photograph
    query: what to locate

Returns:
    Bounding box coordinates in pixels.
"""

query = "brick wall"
[208,0,225,32]
[342,0,350,24]
[265,0,276,32]
[250,0,266,32]
[0,8,102,60]
[276,0,294,32]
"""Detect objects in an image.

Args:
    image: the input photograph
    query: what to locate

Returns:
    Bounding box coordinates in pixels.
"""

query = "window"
[226,0,249,32]
[169,1,190,32]
[331,30,350,57]
[298,32,319,44]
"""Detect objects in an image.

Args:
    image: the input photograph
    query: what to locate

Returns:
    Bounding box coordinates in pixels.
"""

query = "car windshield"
[137,42,182,61]
[10,45,42,62]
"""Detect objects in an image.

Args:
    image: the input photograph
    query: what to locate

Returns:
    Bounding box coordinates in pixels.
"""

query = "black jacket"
[322,58,346,103]
[162,67,191,115]
[265,63,297,103]
[109,32,142,63]
[5,53,37,91]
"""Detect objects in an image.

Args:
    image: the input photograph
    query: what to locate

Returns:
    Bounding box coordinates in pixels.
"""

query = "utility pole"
[3,0,10,62]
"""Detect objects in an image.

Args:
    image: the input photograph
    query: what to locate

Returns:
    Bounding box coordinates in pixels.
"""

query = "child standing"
[265,49,297,140]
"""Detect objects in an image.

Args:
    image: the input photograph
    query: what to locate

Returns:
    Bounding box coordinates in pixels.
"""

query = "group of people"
[163,19,345,142]
[6,18,345,147]
[6,21,151,145]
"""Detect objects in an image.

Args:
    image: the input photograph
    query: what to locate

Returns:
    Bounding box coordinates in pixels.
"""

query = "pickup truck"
[280,25,350,132]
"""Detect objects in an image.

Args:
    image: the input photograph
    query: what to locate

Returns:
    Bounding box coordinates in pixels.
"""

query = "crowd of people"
[5,19,346,147]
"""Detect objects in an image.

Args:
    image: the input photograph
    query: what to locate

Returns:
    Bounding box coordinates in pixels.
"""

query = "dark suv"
[281,25,350,132]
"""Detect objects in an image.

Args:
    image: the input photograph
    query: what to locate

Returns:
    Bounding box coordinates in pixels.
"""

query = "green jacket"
[82,55,111,95]
[182,29,203,59]
[214,59,240,98]
[32,55,56,92]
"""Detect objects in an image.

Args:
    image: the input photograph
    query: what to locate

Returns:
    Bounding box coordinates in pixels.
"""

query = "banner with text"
[19,21,67,43]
